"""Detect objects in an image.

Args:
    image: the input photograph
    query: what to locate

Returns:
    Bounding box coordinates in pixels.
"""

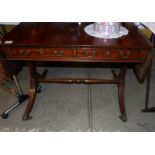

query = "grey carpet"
[1,61,155,131]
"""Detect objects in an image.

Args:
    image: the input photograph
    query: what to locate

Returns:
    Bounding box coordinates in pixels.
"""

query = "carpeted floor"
[0,60,155,132]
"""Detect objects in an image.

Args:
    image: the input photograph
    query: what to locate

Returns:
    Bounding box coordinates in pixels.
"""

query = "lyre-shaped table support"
[22,63,128,122]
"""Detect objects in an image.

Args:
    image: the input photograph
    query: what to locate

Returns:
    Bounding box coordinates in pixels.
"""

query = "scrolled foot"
[22,113,32,121]
[119,113,127,122]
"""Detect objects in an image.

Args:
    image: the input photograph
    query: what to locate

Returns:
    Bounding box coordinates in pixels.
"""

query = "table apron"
[2,47,149,63]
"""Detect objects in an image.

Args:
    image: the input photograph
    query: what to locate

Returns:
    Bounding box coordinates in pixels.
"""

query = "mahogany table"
[0,22,152,122]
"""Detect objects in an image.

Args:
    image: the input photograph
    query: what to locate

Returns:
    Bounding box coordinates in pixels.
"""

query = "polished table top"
[2,22,152,49]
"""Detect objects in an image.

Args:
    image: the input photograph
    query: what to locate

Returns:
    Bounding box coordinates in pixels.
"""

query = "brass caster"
[22,113,32,121]
[119,113,127,122]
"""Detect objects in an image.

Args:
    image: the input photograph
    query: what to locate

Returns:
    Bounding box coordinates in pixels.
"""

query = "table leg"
[22,63,37,120]
[117,65,128,122]
[142,61,155,112]
[141,33,155,112]
[87,69,93,131]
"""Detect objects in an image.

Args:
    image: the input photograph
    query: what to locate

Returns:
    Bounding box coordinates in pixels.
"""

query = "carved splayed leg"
[117,65,128,122]
[22,63,37,121]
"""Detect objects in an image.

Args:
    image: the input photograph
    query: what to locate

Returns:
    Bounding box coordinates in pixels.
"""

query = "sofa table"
[1,22,152,122]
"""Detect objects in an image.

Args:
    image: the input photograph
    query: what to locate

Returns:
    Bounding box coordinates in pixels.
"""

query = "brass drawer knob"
[39,49,44,55]
[105,50,110,56]
[25,49,31,55]
[20,49,24,54]
[53,50,64,56]
[120,51,131,59]
[92,50,96,56]
[72,48,77,58]
[84,50,96,57]
[19,49,31,55]
[84,50,88,56]
[53,50,57,54]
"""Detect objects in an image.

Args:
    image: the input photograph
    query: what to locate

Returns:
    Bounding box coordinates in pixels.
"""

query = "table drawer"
[76,48,148,62]
[4,47,74,60]
[3,47,148,63]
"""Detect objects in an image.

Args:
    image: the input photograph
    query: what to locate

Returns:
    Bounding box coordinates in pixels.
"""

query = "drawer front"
[3,47,74,61]
[3,47,148,63]
[76,48,148,62]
